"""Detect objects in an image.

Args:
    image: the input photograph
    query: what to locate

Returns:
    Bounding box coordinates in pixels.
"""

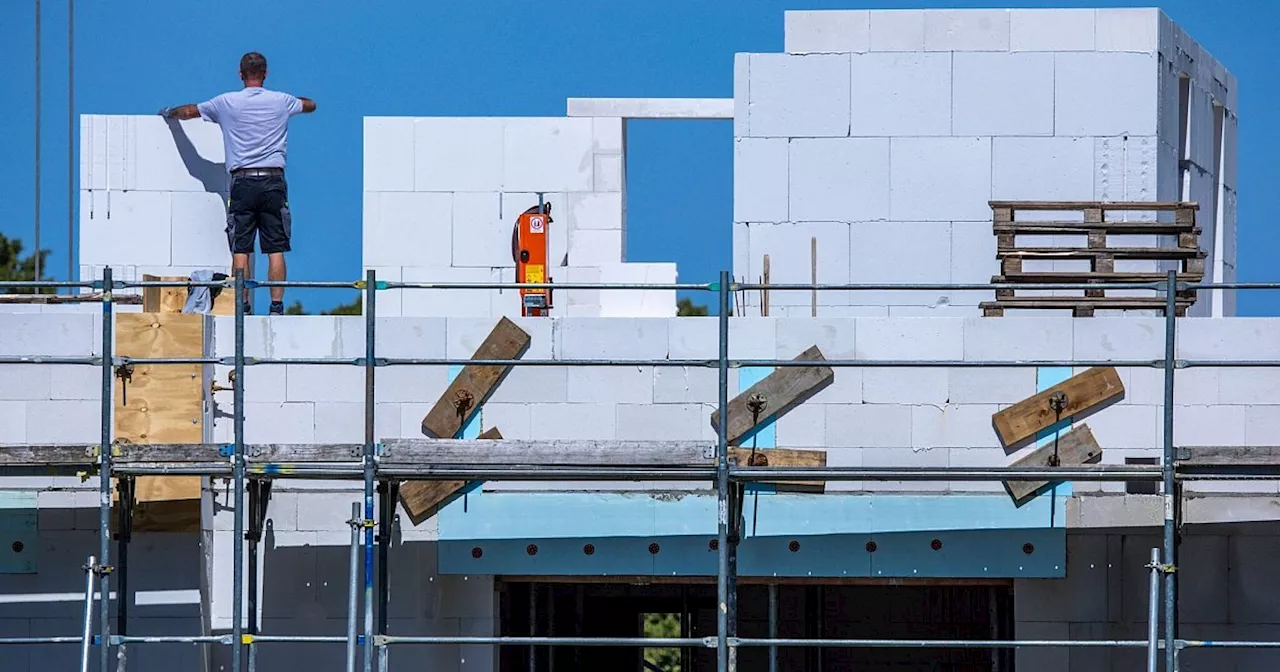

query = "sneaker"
[241,301,252,315]
[269,301,285,315]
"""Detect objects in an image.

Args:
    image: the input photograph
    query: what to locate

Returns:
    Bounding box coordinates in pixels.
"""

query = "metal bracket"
[210,370,236,395]
[453,389,475,418]
[114,363,135,406]
[84,562,115,577]
[218,444,234,458]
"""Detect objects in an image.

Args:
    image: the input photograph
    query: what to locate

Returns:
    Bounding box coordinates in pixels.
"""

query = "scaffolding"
[1,267,1280,672]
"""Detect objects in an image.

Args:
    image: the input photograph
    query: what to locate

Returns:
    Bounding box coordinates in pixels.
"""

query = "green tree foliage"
[677,298,708,316]
[0,233,52,294]
[323,295,362,315]
[283,300,307,315]
[643,613,682,672]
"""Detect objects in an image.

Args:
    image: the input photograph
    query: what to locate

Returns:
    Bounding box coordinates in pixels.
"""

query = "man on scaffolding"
[159,51,317,315]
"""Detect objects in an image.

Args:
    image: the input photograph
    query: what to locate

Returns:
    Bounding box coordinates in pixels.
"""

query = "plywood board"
[419,317,531,438]
[1003,424,1103,506]
[142,274,234,315]
[992,367,1124,450]
[113,312,207,531]
[709,345,834,446]
[400,427,503,526]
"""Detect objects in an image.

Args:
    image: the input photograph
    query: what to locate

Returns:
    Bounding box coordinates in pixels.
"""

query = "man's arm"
[158,104,202,120]
[297,96,317,114]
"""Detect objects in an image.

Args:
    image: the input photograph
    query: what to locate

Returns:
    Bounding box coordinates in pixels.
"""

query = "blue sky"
[2,1,1276,314]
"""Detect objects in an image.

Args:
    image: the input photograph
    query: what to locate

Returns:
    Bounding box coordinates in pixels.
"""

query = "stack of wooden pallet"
[981,201,1205,317]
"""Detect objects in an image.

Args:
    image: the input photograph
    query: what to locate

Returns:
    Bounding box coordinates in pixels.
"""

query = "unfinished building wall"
[362,117,676,318]
[78,116,238,293]
[734,8,1237,317]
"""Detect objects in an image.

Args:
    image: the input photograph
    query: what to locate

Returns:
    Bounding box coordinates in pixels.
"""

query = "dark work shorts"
[226,173,291,255]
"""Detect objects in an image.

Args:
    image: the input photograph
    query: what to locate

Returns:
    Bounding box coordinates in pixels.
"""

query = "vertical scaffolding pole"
[377,481,394,672]
[1148,547,1161,672]
[98,266,113,672]
[768,584,778,672]
[116,475,134,670]
[232,268,246,672]
[715,270,731,672]
[1162,269,1178,672]
[362,270,376,672]
[67,0,74,284]
[80,554,95,672]
[347,502,361,672]
[34,0,42,284]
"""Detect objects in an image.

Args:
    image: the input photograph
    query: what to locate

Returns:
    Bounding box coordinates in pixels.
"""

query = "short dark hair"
[239,52,267,79]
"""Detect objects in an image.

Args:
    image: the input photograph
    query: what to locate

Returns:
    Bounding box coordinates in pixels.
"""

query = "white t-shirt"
[198,87,304,172]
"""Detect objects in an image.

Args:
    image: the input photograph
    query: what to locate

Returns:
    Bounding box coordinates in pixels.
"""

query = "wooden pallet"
[982,201,1205,317]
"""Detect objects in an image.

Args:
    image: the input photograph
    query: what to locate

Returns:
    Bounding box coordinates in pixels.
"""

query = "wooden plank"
[992,271,1204,283]
[0,293,141,305]
[980,297,1193,312]
[113,313,206,530]
[419,317,531,438]
[1176,446,1280,465]
[730,447,826,492]
[141,274,235,315]
[1003,424,1103,505]
[383,439,713,466]
[997,247,1202,260]
[988,200,1198,211]
[709,345,835,446]
[400,427,503,527]
[992,367,1124,450]
[993,222,1198,235]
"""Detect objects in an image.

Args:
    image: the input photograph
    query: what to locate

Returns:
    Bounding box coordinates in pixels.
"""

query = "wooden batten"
[142,274,235,315]
[992,367,1124,450]
[113,311,213,532]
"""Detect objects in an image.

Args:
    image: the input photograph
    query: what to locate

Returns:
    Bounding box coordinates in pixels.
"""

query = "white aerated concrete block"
[0,314,95,356]
[788,139,890,221]
[49,366,101,400]
[450,192,507,267]
[569,229,624,266]
[568,192,623,231]
[953,53,1054,136]
[0,402,26,443]
[734,54,750,137]
[0,367,51,400]
[567,367,653,404]
[923,10,1010,52]
[593,117,623,154]
[285,365,365,403]
[950,221,997,305]
[847,222,950,305]
[1095,8,1160,53]
[1175,406,1245,446]
[746,54,851,138]
[912,404,1002,449]
[1177,319,1280,360]
[863,369,948,404]
[949,369,1036,404]
[889,137,992,221]
[502,118,595,192]
[850,53,950,136]
[79,191,173,266]
[964,317,1073,361]
[25,401,100,443]
[992,137,1095,201]
[1084,405,1160,449]
[1073,318,1163,361]
[363,117,415,191]
[557,318,670,360]
[530,403,617,440]
[1010,9,1095,52]
[824,404,911,448]
[597,263,677,317]
[784,10,869,54]
[869,10,925,52]
[239,402,315,443]
[170,191,230,267]
[487,367,568,404]
[617,404,704,441]
[857,318,963,360]
[1055,52,1158,137]
[653,367,722,405]
[446,316,551,360]
[1245,407,1280,447]
[733,139,789,223]
[1219,369,1280,406]
[414,118,503,191]
[312,403,401,442]
[400,267,494,318]
[130,116,229,192]
[774,402,825,447]
[362,192,452,268]
[593,154,623,192]
[745,222,851,307]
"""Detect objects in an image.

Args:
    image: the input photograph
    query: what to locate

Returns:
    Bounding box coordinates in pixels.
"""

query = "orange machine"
[512,199,553,316]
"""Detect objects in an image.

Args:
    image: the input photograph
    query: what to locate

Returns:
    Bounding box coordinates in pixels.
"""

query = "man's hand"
[299,97,317,114]
[159,104,201,120]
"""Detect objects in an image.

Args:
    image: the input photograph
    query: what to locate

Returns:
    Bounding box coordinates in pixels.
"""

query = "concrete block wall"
[362,116,677,318]
[736,9,1236,316]
[79,116,237,294]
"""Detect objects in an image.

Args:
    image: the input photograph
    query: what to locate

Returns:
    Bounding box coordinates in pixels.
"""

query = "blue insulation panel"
[439,528,1066,578]
[0,492,37,574]
[1036,366,1074,500]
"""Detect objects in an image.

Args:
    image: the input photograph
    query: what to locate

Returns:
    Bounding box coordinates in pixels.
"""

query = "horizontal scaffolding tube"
[730,638,1150,649]
[735,282,1167,292]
